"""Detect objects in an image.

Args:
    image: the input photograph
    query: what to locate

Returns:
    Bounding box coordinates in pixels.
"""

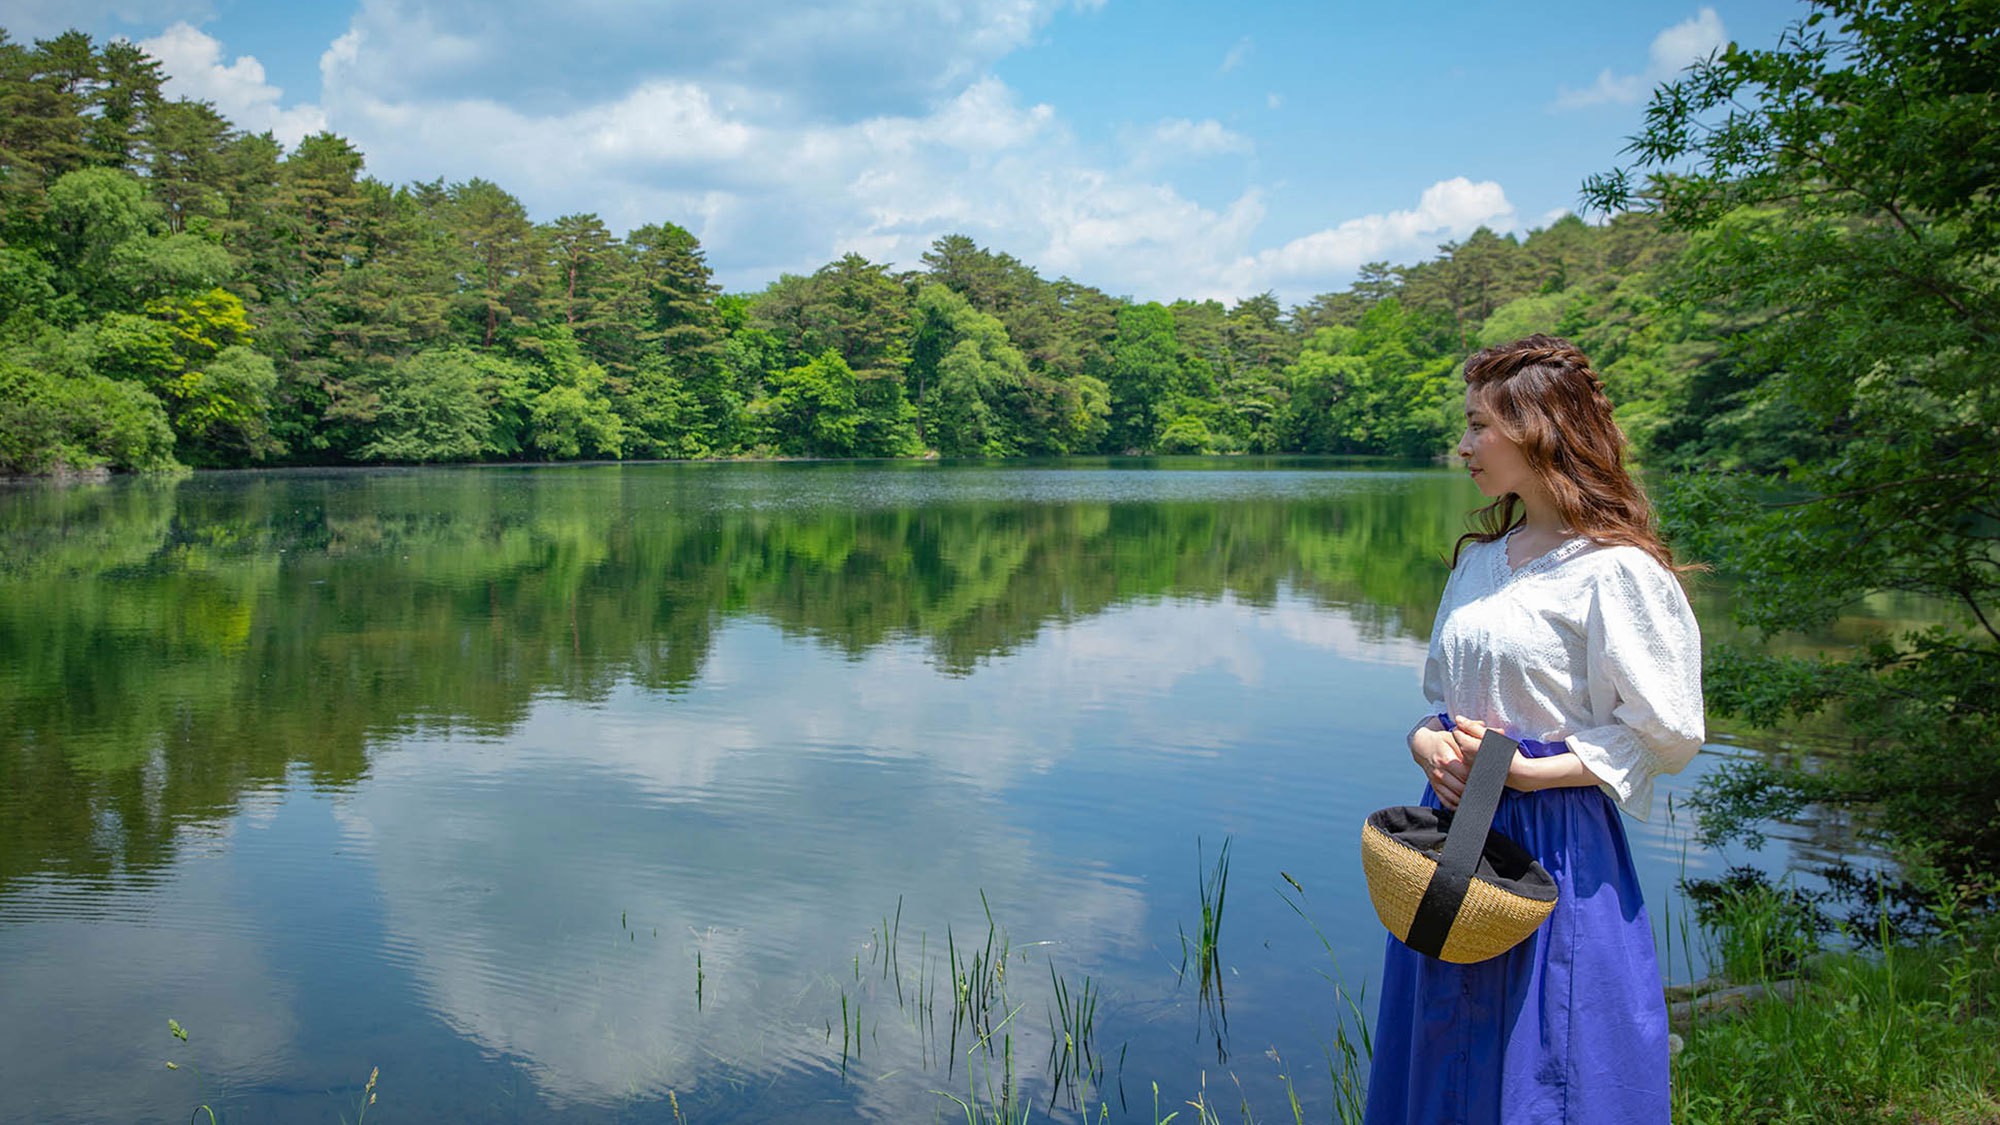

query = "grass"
[1178,836,1232,1051]
[824,887,1119,1120]
[947,891,1012,1054]
[1045,960,1102,1104]
[936,1027,1030,1125]
[1672,933,2000,1123]
[1276,873,1371,1125]
[1670,862,2000,1125]
[1678,866,1825,984]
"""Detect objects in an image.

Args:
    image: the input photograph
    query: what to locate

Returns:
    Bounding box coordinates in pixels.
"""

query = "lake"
[0,460,1802,1123]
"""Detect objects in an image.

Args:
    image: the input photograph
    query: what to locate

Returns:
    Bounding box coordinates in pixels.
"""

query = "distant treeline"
[2,27,1736,474]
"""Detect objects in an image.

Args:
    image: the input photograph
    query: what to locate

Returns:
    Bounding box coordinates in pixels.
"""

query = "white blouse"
[1422,530,1705,820]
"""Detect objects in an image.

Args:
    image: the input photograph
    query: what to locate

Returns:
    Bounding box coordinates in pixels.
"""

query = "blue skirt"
[1363,734,1669,1125]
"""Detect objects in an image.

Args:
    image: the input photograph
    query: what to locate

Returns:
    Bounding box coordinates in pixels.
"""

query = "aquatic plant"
[1277,873,1372,1125]
[164,1018,217,1125]
[1044,960,1102,1104]
[1179,837,1230,995]
[340,1066,381,1125]
[1178,835,1232,1055]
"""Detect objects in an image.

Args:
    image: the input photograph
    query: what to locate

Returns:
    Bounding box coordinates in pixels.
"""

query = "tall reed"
[1178,837,1231,1011]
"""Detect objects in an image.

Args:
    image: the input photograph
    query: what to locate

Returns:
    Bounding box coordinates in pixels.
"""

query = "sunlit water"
[0,461,1817,1123]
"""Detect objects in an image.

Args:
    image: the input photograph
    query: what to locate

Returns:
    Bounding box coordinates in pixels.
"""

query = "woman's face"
[1457,385,1536,500]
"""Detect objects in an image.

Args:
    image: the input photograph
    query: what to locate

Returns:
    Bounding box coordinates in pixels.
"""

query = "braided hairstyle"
[1450,334,1688,573]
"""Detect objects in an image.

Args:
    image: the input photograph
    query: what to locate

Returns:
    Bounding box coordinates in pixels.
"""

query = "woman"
[1364,335,1705,1124]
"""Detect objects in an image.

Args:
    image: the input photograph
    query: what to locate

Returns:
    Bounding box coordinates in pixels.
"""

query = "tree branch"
[1962,588,2000,647]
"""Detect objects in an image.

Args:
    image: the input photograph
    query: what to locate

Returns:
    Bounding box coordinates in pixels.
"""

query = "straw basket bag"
[1361,728,1557,963]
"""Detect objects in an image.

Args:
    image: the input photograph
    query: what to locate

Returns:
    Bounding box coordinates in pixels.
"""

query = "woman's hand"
[1453,715,1600,795]
[1410,719,1476,809]
[1440,716,1496,808]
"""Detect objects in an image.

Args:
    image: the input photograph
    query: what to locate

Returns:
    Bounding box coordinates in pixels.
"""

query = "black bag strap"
[1402,727,1522,958]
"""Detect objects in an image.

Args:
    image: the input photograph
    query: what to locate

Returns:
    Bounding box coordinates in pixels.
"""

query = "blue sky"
[7,0,1808,303]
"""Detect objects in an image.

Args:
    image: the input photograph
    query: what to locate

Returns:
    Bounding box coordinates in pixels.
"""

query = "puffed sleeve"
[1563,549,1705,820]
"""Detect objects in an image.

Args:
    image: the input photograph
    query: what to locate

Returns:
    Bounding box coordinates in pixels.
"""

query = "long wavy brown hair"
[1450,334,1691,574]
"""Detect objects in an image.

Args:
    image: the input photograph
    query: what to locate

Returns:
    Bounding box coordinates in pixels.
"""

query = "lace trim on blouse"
[1492,527,1593,584]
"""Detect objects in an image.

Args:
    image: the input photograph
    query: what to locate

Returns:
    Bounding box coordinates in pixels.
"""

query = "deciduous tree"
[1584,0,2000,874]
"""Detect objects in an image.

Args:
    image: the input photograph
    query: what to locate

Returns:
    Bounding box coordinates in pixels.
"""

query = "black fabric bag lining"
[1366,805,1557,903]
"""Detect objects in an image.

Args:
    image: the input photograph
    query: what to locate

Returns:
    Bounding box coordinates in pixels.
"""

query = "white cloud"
[1118,117,1254,170]
[1149,118,1254,157]
[109,0,1513,305]
[319,0,1090,120]
[864,76,1058,154]
[1027,180,1268,297]
[1230,177,1518,289]
[139,22,327,146]
[315,21,1518,305]
[1555,7,1726,109]
[580,82,760,167]
[314,30,1282,296]
[0,0,211,40]
[1220,36,1252,74]
[1650,7,1730,74]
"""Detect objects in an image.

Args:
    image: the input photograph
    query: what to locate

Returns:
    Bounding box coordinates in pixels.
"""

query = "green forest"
[2,24,1730,475]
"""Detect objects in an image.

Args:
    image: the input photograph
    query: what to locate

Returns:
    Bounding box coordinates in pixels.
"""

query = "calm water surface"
[1,461,1801,1123]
